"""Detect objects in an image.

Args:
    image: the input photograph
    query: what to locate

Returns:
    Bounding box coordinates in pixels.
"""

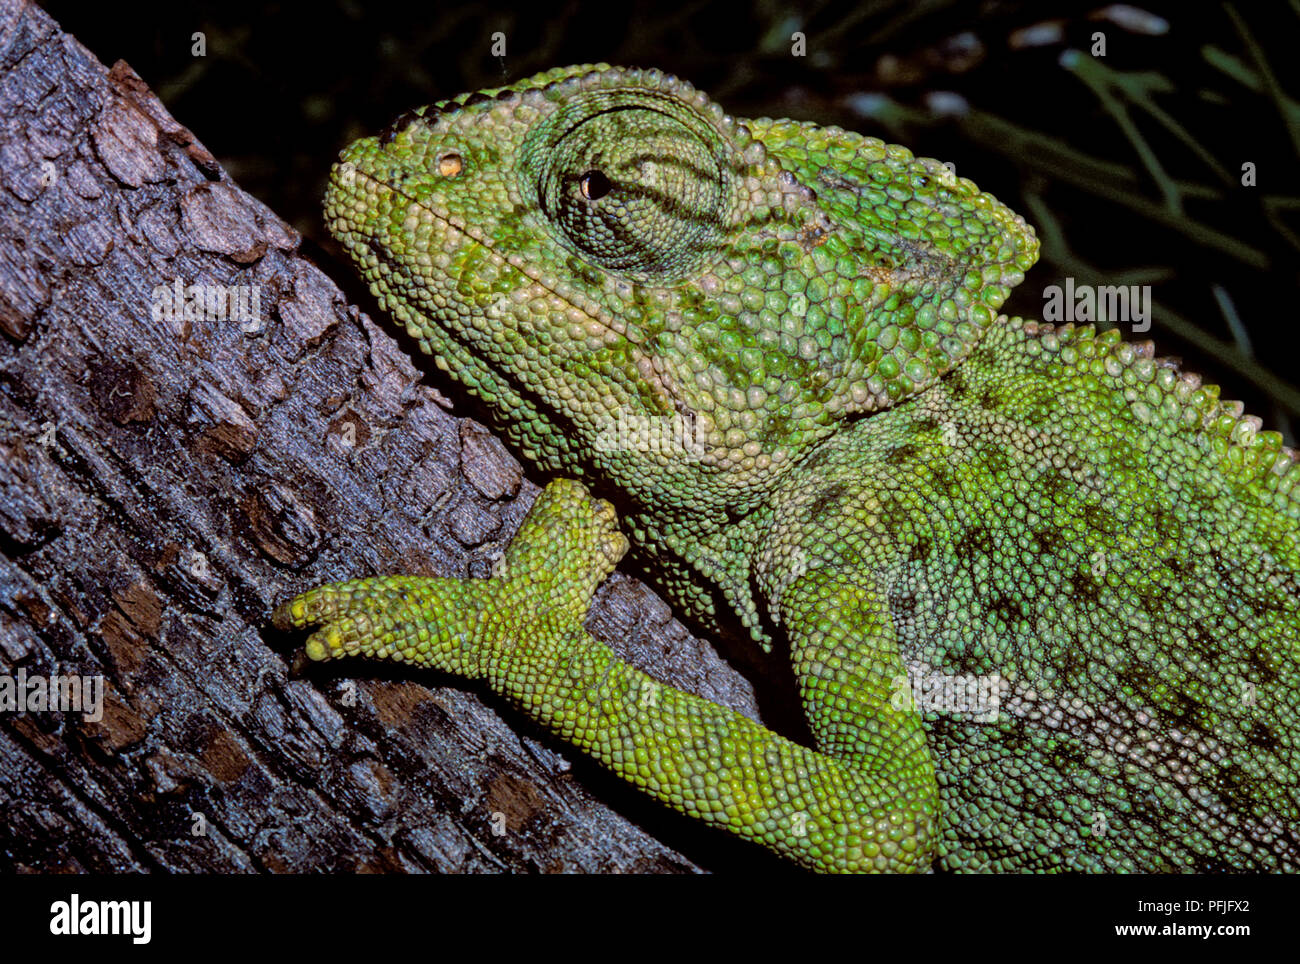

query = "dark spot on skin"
[816,170,859,193]
[800,447,830,473]
[1208,762,1252,805]
[987,592,1025,624]
[1122,663,1157,699]
[891,590,917,615]
[1138,589,1169,625]
[807,483,848,521]
[973,443,1011,477]
[996,724,1038,758]
[1058,647,1087,681]
[1185,619,1219,658]
[1156,689,1203,731]
[1048,737,1087,772]
[886,238,961,288]
[908,536,932,563]
[925,464,956,494]
[979,387,999,410]
[796,220,830,253]
[1030,527,1066,556]
[564,255,603,289]
[1207,548,1236,584]
[1068,571,1100,603]
[1244,645,1278,685]
[366,237,406,275]
[1082,503,1118,536]
[885,443,919,465]
[1248,722,1279,752]
[1154,506,1185,543]
[955,526,994,558]
[461,91,493,108]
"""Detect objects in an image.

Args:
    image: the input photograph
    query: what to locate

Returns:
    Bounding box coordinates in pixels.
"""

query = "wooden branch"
[0,0,770,873]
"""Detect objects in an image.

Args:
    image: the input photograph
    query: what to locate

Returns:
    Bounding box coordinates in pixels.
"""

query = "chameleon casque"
[274,64,1300,872]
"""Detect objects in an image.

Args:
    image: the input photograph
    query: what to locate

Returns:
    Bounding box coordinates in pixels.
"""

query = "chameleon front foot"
[272,479,628,676]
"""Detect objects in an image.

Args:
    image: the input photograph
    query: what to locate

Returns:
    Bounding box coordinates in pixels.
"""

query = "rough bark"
[0,0,771,873]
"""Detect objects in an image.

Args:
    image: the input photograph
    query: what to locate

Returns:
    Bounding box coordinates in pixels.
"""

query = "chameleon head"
[325,64,1039,517]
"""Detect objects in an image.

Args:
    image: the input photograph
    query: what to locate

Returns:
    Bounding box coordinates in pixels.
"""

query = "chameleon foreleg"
[275,479,937,871]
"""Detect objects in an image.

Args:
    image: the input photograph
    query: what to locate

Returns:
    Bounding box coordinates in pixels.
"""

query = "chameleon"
[274,64,1300,872]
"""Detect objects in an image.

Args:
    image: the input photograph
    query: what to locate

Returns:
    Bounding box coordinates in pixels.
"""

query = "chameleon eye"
[579,170,611,201]
[438,152,464,177]
[524,102,730,280]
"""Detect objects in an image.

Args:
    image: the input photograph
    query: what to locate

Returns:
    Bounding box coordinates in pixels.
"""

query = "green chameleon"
[275,64,1300,872]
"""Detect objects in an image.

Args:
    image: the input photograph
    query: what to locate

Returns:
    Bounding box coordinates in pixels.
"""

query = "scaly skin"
[276,64,1300,872]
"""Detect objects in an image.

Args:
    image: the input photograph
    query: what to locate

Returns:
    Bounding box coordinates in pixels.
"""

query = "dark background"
[41,0,1300,440]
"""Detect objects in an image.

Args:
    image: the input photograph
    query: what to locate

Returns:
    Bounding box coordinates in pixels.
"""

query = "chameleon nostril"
[438,152,464,177]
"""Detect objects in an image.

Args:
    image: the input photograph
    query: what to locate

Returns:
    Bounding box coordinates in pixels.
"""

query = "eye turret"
[524,101,731,281]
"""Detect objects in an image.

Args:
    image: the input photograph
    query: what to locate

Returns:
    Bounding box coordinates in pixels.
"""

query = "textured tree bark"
[0,0,771,873]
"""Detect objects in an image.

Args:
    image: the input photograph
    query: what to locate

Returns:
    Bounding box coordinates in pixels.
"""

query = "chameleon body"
[276,64,1300,872]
